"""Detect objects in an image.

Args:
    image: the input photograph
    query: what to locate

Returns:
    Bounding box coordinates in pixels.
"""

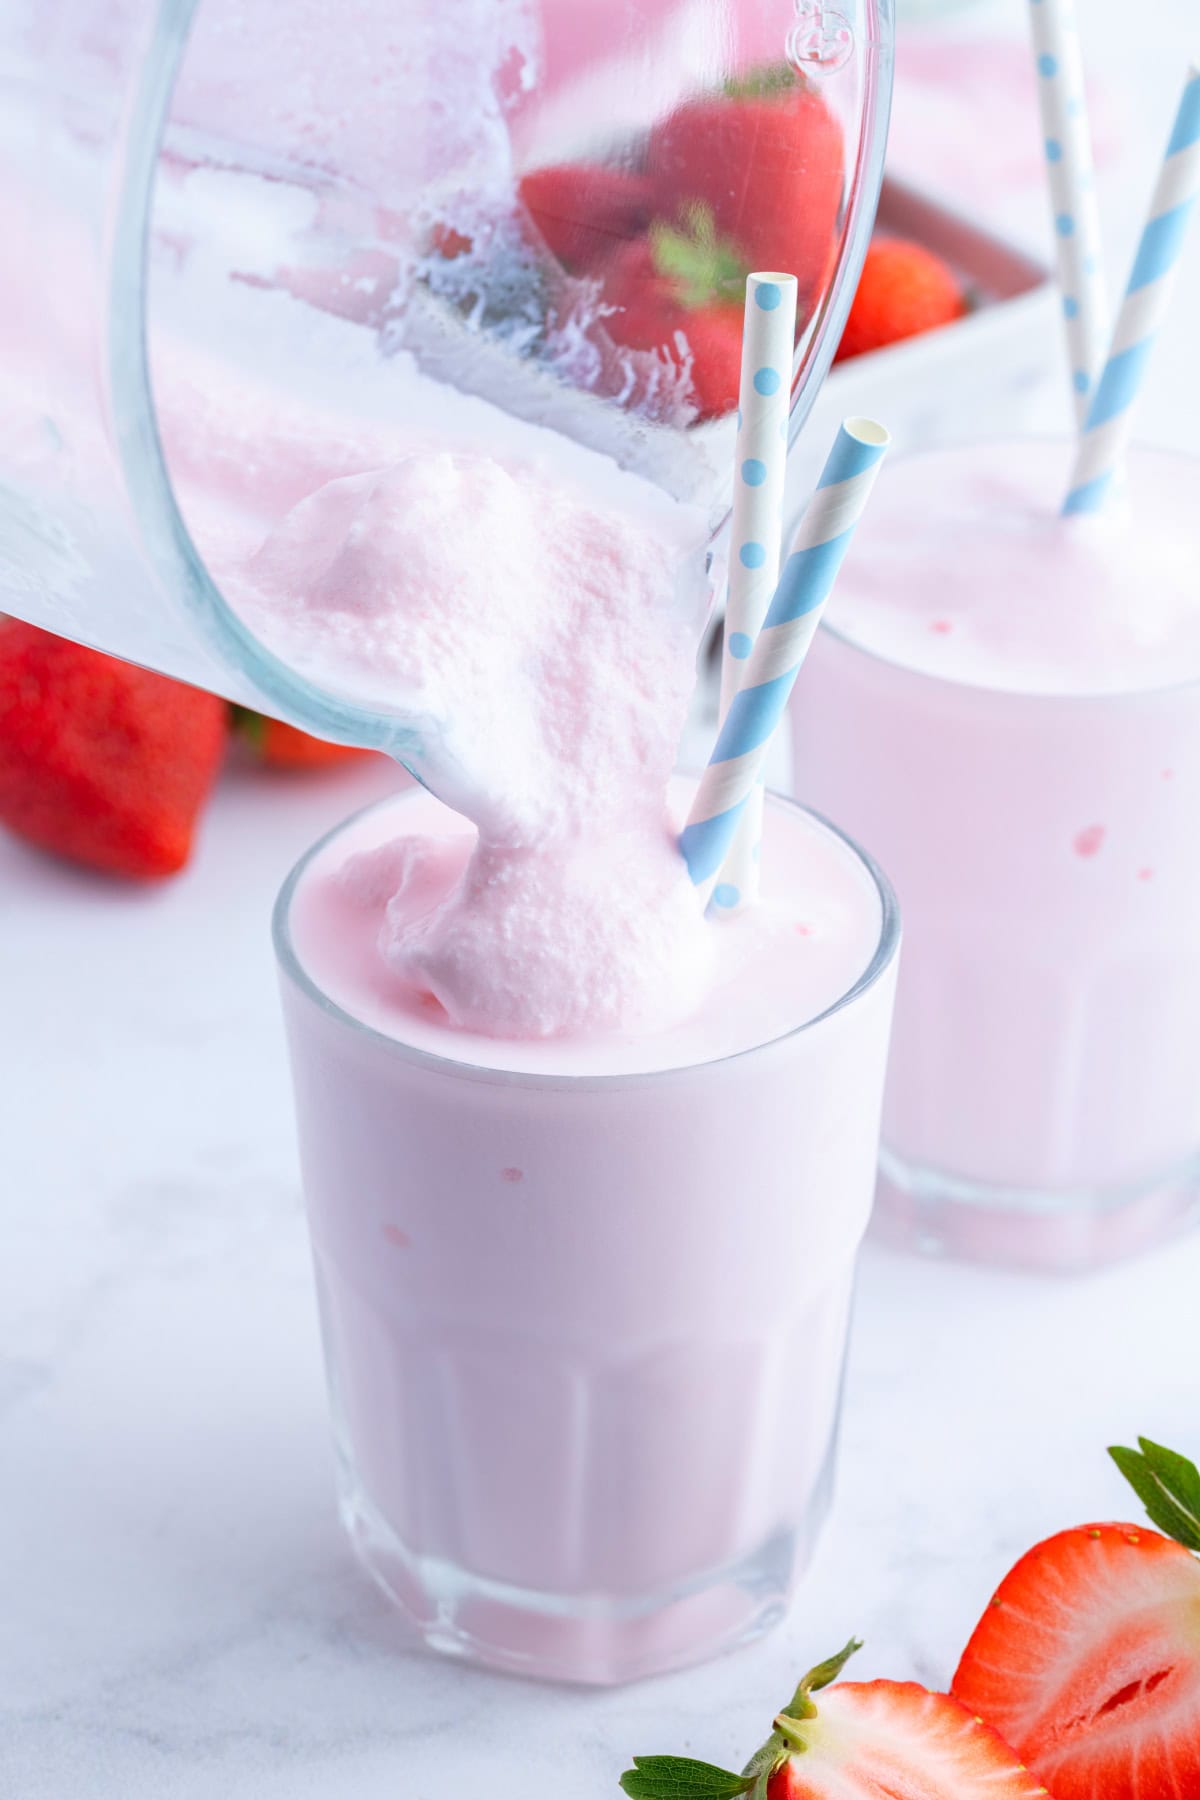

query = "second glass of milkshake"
[793,437,1200,1272]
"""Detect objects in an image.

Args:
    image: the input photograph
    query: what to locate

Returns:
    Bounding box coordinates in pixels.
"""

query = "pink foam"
[241,450,714,1040]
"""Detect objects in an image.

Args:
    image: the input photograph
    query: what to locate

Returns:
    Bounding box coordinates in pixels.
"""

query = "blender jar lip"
[816,434,1200,707]
[272,788,901,1093]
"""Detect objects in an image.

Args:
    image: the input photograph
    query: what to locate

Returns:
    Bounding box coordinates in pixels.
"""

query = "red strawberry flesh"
[0,620,226,878]
[953,1523,1200,1799]
[519,163,653,274]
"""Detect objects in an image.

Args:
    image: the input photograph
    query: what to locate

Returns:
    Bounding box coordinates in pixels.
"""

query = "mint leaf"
[1110,1439,1200,1551]
[619,1755,753,1798]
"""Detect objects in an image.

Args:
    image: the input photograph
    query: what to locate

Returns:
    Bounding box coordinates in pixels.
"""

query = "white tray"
[785,176,1058,512]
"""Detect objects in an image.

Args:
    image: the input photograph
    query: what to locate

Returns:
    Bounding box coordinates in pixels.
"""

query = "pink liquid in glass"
[275,780,898,1682]
[793,438,1200,1271]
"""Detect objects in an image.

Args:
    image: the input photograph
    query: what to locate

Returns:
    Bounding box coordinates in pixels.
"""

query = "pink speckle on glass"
[501,1167,524,1183]
[1073,825,1106,858]
[1138,868,1154,882]
[1163,769,1175,779]
[794,923,814,937]
[382,1223,411,1248]
[929,620,954,635]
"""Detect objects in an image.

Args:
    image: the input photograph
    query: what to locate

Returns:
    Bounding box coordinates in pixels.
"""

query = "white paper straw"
[1064,65,1200,515]
[681,419,891,901]
[713,272,798,916]
[1028,0,1110,426]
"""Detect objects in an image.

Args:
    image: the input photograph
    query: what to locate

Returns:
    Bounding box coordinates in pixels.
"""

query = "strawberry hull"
[622,1651,1051,1799]
[602,240,745,421]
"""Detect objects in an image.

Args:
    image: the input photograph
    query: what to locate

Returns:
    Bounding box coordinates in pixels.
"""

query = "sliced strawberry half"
[953,1437,1200,1800]
[621,1641,1050,1800]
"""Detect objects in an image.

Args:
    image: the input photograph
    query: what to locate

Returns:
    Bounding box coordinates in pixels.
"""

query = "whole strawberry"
[620,1640,1051,1800]
[520,162,654,275]
[836,235,967,361]
[232,707,376,772]
[603,209,747,420]
[0,620,226,878]
[953,1436,1200,1800]
[647,65,843,311]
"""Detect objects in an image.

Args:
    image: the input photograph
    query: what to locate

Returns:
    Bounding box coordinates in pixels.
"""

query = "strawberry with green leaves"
[953,1436,1200,1800]
[620,1640,1051,1800]
[646,65,843,311]
[603,204,748,420]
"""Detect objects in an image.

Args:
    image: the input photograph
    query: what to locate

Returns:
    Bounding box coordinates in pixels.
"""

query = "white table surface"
[5,2,1200,1793]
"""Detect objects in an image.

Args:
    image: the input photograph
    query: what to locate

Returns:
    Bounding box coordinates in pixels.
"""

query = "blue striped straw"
[715,271,798,916]
[1027,0,1109,426]
[1064,65,1200,516]
[681,419,890,894]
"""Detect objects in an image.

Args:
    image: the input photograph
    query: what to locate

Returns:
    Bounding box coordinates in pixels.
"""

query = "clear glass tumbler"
[274,788,899,1683]
[792,439,1200,1273]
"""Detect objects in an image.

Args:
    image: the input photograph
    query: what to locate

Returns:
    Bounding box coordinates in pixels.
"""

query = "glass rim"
[272,787,901,1093]
[817,433,1200,706]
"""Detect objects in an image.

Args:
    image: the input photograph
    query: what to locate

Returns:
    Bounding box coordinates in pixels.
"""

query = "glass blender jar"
[1,0,893,766]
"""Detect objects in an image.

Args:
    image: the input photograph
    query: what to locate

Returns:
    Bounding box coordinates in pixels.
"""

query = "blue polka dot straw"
[716,271,798,915]
[1065,65,1200,515]
[683,419,891,895]
[1027,0,1109,426]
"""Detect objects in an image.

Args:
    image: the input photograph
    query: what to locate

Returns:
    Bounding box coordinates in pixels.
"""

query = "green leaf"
[741,1733,789,1798]
[230,704,266,748]
[723,62,800,100]
[618,1755,753,1799]
[1110,1440,1200,1551]
[778,1637,864,1729]
[1141,1437,1200,1521]
[649,204,747,310]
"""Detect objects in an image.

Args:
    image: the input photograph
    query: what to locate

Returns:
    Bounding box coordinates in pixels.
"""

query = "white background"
[4,1,1200,1793]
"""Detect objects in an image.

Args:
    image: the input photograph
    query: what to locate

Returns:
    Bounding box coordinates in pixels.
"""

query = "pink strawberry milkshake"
[263,451,898,1682]
[792,438,1200,1272]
